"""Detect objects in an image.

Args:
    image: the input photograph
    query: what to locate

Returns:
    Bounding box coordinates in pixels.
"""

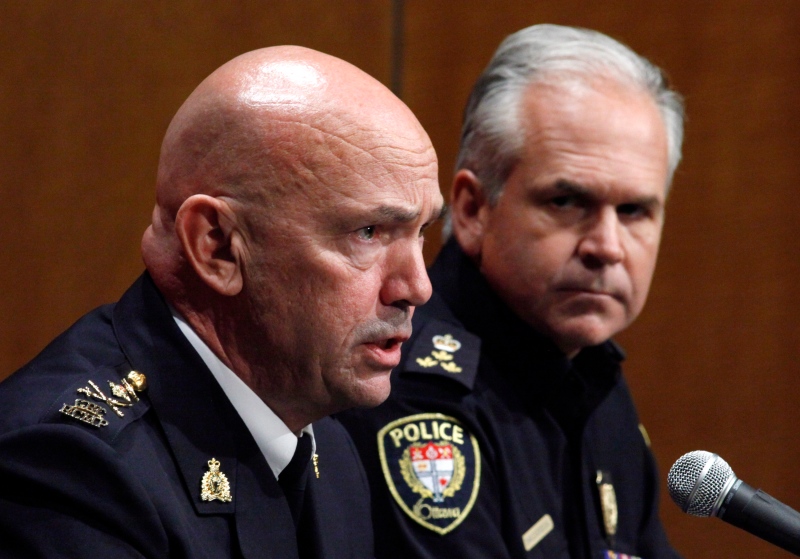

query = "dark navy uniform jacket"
[0,274,374,559]
[339,240,681,559]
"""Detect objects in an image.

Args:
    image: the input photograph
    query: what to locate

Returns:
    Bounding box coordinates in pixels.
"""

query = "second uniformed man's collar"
[170,307,315,479]
[428,240,624,378]
[429,240,565,356]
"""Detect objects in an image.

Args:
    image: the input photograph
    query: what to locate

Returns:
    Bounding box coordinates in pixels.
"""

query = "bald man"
[0,47,443,558]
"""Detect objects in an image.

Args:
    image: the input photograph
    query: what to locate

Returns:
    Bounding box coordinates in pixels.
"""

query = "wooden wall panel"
[403,1,800,557]
[0,1,392,377]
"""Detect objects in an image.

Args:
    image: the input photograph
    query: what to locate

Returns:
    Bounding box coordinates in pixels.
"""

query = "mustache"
[354,310,412,343]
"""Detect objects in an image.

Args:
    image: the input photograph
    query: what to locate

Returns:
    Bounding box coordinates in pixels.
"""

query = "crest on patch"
[378,413,480,534]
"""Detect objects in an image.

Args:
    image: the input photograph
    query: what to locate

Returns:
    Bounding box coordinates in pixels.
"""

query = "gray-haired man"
[341,24,684,559]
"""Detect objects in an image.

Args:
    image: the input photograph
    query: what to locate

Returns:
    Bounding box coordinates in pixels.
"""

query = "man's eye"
[357,225,376,240]
[550,195,577,208]
[617,203,646,218]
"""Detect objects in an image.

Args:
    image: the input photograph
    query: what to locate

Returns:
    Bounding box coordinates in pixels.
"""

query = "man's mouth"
[375,337,401,350]
[361,333,410,368]
[556,284,625,304]
[369,334,409,351]
[562,287,611,295]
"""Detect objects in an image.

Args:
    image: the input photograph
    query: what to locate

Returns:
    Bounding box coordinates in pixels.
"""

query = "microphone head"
[667,450,736,517]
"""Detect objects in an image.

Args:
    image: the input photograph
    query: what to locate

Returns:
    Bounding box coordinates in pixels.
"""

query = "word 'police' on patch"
[377,413,480,535]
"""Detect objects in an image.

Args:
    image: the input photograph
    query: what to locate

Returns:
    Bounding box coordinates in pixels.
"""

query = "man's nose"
[577,207,625,266]
[380,239,432,310]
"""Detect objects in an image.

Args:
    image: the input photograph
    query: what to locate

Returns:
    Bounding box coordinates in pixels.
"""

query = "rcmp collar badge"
[201,458,233,502]
[378,413,481,535]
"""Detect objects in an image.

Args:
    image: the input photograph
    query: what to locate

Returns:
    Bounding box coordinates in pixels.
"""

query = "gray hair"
[445,24,684,238]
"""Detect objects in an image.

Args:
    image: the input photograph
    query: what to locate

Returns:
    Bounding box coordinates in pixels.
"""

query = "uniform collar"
[171,309,315,480]
[427,239,624,423]
[113,274,301,558]
[429,239,625,364]
[428,239,567,361]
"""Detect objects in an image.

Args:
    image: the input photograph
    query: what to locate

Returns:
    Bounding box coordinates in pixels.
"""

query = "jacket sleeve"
[0,425,168,558]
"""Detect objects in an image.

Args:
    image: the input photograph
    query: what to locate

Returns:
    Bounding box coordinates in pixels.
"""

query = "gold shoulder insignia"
[59,399,109,428]
[414,334,465,374]
[430,350,452,362]
[60,370,147,427]
[432,334,461,353]
[416,356,438,368]
[405,320,481,389]
[440,362,462,373]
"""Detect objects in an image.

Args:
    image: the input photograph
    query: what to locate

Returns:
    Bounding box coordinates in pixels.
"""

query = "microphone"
[667,450,800,556]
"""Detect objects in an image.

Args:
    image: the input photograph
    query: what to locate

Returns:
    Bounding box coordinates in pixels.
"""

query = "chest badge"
[596,470,619,547]
[378,413,480,534]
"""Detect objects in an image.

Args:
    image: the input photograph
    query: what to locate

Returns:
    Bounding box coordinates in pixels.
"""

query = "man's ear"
[174,194,244,296]
[450,169,491,259]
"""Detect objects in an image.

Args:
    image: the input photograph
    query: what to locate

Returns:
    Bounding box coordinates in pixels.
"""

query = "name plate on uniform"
[522,513,554,551]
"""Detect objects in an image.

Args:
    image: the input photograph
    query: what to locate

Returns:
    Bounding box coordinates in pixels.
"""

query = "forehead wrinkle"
[275,121,436,196]
[290,119,433,161]
[373,205,421,223]
[263,113,434,177]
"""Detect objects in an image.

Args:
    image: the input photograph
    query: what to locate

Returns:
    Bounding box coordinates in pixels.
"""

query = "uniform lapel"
[112,274,298,559]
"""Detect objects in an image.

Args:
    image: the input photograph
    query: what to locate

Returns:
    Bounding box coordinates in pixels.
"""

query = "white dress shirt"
[172,310,315,480]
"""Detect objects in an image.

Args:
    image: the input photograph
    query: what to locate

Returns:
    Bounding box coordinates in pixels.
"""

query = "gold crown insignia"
[432,334,461,353]
[201,458,232,502]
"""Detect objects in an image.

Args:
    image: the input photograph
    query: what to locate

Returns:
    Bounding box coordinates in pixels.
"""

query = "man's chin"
[549,316,626,356]
[335,373,393,411]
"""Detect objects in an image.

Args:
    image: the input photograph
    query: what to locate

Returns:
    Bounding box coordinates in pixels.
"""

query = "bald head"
[143,45,433,293]
[140,46,442,428]
[150,46,427,228]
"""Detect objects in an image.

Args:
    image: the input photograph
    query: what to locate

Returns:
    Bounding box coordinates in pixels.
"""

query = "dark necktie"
[278,433,313,527]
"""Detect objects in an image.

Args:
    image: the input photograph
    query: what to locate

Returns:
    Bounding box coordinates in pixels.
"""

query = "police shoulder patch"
[377,412,480,535]
[402,320,480,390]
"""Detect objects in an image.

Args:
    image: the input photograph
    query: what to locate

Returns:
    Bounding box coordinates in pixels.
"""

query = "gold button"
[127,370,147,392]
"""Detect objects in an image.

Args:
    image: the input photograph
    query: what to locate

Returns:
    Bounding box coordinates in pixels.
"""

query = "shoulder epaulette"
[401,319,480,390]
[47,363,150,442]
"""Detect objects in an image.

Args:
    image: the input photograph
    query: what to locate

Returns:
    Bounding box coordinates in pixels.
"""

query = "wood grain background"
[3,2,799,557]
